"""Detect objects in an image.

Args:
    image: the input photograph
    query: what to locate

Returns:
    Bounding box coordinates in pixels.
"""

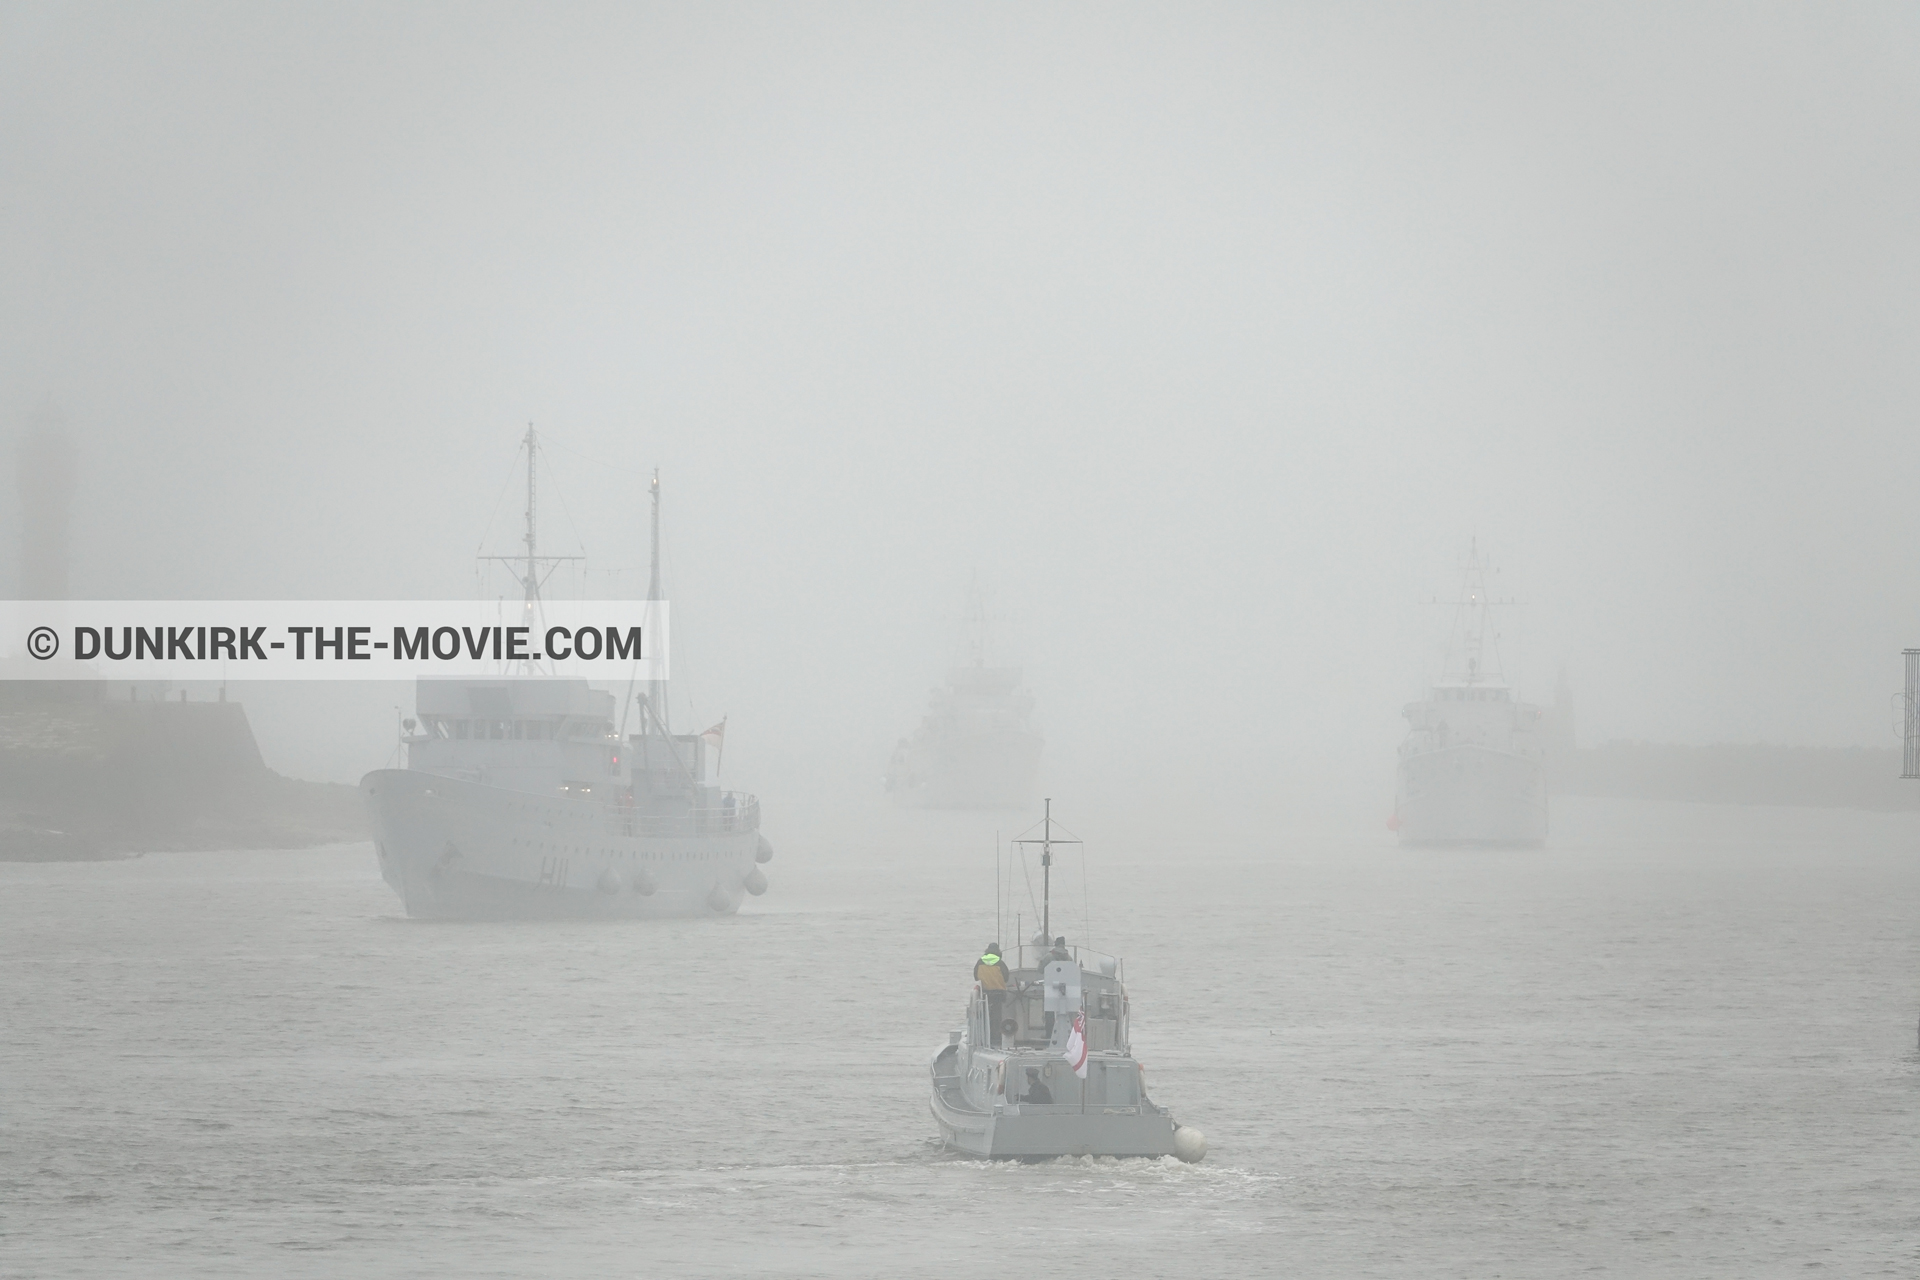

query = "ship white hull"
[1396,744,1547,846]
[889,729,1042,810]
[360,768,763,920]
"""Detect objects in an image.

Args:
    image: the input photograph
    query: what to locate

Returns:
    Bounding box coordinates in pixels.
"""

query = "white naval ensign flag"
[1065,1012,1089,1078]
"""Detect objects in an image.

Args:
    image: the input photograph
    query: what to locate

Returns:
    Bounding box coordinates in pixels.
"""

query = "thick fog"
[5,3,1918,810]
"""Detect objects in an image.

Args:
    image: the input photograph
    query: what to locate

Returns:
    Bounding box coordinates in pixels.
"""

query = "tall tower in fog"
[15,403,77,600]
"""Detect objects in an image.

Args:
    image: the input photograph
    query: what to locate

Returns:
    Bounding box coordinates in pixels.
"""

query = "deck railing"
[1012,942,1121,979]
[601,793,760,838]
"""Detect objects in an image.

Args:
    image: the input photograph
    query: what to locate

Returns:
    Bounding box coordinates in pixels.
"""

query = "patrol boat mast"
[1017,797,1076,944]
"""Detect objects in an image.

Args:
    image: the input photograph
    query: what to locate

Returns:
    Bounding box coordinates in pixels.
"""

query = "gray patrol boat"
[928,802,1205,1161]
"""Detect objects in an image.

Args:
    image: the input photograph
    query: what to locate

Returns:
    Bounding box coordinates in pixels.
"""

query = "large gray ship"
[885,584,1042,809]
[360,432,770,919]
[1392,546,1548,846]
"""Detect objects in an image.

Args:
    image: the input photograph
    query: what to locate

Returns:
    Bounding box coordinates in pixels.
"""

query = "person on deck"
[1023,1067,1053,1105]
[975,943,1011,1047]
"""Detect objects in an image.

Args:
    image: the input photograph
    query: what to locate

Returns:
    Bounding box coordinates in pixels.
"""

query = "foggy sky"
[4,3,1918,803]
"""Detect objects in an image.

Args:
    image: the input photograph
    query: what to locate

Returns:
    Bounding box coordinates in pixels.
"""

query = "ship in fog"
[885,582,1042,810]
[360,430,770,919]
[1393,545,1548,846]
[928,801,1205,1162]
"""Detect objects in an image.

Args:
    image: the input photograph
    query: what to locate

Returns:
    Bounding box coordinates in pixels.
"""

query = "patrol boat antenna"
[1014,797,1079,941]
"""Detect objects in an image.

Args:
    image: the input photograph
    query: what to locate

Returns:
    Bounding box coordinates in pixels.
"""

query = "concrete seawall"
[0,688,366,858]
[1551,743,1917,814]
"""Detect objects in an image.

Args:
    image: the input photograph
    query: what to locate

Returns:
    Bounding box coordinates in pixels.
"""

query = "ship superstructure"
[885,583,1042,809]
[360,430,770,919]
[1393,546,1548,846]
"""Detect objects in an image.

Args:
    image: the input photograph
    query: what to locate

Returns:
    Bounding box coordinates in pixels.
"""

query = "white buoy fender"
[595,869,622,896]
[630,870,656,897]
[744,867,768,896]
[706,885,733,913]
[1172,1125,1207,1164]
[755,835,774,864]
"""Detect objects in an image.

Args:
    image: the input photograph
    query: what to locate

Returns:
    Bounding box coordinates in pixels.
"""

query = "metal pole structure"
[523,424,537,606]
[1904,650,1920,1046]
[1041,797,1051,941]
[1014,802,1077,954]
[1904,650,1920,779]
[646,469,669,737]
[477,426,579,673]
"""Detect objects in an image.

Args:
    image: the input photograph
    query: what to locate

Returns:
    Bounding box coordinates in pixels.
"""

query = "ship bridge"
[404,679,745,822]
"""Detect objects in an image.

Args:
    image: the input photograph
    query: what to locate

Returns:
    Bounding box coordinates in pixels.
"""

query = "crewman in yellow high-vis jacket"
[975,943,1010,1047]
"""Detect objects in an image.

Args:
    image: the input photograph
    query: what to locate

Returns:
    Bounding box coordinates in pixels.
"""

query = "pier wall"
[0,688,365,857]
[1550,742,1917,813]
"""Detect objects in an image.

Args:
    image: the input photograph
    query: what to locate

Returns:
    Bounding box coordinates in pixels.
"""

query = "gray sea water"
[4,795,1918,1277]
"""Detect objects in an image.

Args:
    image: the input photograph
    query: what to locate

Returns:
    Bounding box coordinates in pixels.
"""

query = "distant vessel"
[928,802,1205,1161]
[885,583,1042,809]
[1393,546,1548,846]
[360,430,771,919]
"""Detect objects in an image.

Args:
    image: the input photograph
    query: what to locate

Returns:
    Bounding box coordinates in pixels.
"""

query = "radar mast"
[476,424,582,670]
[1014,798,1080,943]
[643,468,670,735]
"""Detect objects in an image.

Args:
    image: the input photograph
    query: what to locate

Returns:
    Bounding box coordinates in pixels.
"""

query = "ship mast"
[477,425,581,668]
[523,425,537,604]
[1464,538,1485,684]
[1014,798,1079,945]
[647,467,661,604]
[1042,798,1053,938]
[1445,537,1506,688]
[644,468,669,735]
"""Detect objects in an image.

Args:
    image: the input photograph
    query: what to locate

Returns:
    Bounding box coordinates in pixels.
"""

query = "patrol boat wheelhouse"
[360,431,770,919]
[928,802,1204,1161]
